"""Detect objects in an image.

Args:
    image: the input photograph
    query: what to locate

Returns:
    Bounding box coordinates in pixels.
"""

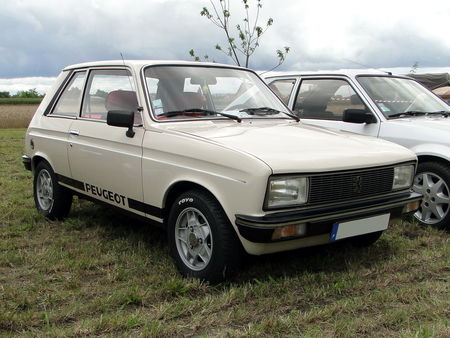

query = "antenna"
[120,52,135,90]
[343,58,392,75]
[120,52,143,126]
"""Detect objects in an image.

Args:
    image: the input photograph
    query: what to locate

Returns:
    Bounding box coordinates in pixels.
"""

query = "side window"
[294,79,366,121]
[268,79,296,105]
[82,69,141,124]
[51,71,86,117]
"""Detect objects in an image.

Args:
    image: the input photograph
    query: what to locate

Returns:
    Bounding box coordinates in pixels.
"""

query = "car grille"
[309,167,394,205]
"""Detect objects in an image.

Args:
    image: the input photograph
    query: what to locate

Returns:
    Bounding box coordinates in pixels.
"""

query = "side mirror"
[343,108,376,124]
[107,110,135,137]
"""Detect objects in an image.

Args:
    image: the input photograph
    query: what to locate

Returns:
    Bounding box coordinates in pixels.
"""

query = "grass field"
[1,129,449,336]
[0,98,42,105]
[0,105,38,128]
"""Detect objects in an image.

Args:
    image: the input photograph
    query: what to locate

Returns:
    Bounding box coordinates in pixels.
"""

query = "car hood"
[381,115,450,146]
[161,120,415,173]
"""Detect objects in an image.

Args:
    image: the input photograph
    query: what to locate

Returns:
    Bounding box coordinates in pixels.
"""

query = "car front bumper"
[235,191,422,243]
[22,155,32,171]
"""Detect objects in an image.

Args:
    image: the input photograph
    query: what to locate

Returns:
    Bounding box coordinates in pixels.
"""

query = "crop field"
[0,129,449,336]
[0,105,38,128]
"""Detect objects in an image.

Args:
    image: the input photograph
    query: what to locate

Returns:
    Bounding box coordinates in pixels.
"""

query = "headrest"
[105,90,138,112]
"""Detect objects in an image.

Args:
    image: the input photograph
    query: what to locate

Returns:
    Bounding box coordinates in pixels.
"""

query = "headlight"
[266,176,309,209]
[392,165,414,190]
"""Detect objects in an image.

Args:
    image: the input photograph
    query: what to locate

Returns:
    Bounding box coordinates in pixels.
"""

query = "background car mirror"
[107,110,135,137]
[343,108,376,124]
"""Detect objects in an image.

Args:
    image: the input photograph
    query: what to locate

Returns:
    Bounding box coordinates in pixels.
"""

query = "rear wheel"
[168,190,241,283]
[413,162,450,230]
[33,161,72,220]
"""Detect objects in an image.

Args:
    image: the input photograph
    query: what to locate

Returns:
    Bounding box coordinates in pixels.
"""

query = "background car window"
[294,79,366,121]
[51,71,86,117]
[268,79,296,105]
[82,69,141,124]
[357,76,449,117]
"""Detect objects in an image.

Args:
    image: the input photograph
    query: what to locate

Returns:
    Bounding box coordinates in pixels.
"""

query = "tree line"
[0,88,44,99]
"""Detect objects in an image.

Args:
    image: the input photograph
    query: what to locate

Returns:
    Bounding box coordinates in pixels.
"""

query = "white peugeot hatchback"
[23,61,420,282]
[266,70,450,229]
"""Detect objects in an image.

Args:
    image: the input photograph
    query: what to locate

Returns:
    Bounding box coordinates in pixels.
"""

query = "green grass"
[0,98,42,105]
[1,128,449,336]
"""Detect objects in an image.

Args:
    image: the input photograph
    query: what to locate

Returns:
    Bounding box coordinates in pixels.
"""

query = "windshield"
[144,66,291,121]
[357,76,449,118]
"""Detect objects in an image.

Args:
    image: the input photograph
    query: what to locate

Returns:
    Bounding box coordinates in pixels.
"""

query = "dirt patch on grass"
[0,104,38,128]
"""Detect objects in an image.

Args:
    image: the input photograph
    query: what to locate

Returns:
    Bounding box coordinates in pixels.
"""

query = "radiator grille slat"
[309,167,394,204]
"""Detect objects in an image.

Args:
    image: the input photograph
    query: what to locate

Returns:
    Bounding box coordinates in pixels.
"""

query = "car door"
[289,77,380,137]
[67,68,145,214]
[37,70,86,178]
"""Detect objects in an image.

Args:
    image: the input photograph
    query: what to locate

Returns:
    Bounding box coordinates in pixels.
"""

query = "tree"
[13,88,43,98]
[189,0,289,70]
[0,91,10,98]
[409,61,419,75]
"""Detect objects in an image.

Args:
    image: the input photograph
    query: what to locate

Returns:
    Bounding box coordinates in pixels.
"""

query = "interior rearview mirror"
[107,110,135,137]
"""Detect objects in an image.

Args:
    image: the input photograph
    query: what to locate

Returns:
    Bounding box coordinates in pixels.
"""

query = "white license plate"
[329,213,390,241]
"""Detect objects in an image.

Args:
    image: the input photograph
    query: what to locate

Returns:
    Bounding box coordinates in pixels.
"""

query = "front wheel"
[33,161,72,220]
[168,190,241,283]
[413,162,450,230]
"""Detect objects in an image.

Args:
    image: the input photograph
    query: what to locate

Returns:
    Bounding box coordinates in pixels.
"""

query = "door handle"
[69,129,80,136]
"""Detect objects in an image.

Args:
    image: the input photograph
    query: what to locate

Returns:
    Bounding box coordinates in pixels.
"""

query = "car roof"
[262,68,408,80]
[63,60,246,71]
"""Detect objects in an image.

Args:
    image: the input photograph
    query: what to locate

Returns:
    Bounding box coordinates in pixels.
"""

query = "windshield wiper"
[389,110,450,118]
[424,110,450,117]
[160,108,241,122]
[239,107,300,122]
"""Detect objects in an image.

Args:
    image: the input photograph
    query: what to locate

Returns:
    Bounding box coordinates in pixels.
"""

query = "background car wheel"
[168,190,241,283]
[33,161,72,220]
[348,231,383,247]
[413,162,450,230]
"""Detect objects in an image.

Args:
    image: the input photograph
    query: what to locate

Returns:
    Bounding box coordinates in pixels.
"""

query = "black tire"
[413,161,450,230]
[348,231,383,247]
[33,161,72,220]
[167,190,241,283]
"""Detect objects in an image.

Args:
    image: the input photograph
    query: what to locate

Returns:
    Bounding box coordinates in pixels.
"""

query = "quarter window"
[51,71,86,117]
[82,69,141,124]
[294,79,366,121]
[268,79,296,105]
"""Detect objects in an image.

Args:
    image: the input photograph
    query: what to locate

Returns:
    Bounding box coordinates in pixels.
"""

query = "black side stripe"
[56,174,163,219]
[127,198,164,219]
[57,174,85,191]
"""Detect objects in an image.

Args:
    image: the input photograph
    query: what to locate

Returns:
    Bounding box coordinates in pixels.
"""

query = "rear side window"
[268,79,296,105]
[294,79,366,121]
[82,69,140,123]
[51,71,86,117]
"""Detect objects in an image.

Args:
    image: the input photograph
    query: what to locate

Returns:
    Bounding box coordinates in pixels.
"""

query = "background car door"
[289,77,380,137]
[67,68,145,213]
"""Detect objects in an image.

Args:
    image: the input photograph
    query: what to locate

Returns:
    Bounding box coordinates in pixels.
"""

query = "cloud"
[0,0,449,82]
[0,77,56,95]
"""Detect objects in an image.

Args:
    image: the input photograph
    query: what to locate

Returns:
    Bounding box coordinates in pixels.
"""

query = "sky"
[1,0,449,94]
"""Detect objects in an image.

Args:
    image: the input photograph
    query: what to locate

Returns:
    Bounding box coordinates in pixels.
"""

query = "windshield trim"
[140,64,290,123]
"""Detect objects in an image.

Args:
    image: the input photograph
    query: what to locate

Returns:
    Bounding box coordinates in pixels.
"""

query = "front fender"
[410,143,450,163]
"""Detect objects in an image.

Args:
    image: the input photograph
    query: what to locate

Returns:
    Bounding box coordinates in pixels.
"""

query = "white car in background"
[265,70,450,229]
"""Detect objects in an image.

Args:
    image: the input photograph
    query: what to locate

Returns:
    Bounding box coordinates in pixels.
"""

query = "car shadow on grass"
[67,197,168,248]
[234,237,398,284]
[67,198,400,285]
